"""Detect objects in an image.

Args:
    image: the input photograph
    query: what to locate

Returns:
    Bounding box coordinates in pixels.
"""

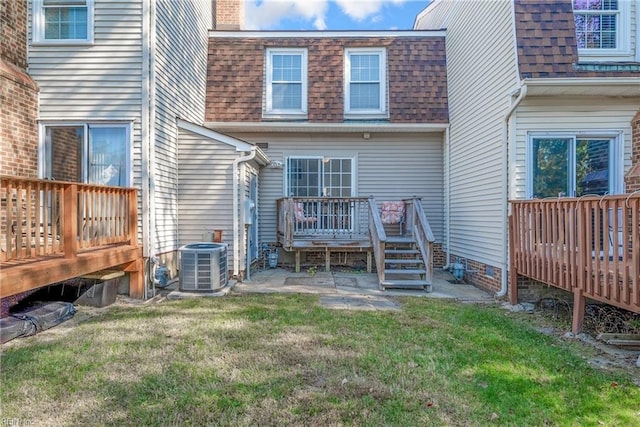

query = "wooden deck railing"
[1,176,138,261]
[368,196,386,283]
[405,197,435,285]
[277,197,371,248]
[510,194,640,332]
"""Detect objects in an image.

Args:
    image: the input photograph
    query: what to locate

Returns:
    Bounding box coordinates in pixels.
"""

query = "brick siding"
[447,254,502,295]
[1,0,39,179]
[50,127,81,182]
[206,36,448,123]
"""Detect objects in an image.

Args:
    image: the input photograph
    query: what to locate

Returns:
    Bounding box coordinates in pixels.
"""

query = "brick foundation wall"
[513,276,574,305]
[625,111,640,193]
[448,254,502,295]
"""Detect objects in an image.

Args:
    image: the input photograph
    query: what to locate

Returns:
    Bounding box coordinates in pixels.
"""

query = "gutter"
[232,148,258,279]
[496,84,527,299]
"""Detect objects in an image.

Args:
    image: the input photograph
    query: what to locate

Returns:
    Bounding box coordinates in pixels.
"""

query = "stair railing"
[368,196,387,284]
[406,197,435,284]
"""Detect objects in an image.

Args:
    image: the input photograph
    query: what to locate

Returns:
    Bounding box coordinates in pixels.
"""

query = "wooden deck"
[509,194,640,333]
[276,196,435,290]
[1,176,144,299]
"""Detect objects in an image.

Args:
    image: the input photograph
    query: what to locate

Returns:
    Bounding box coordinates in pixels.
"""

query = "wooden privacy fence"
[1,176,138,261]
[509,194,640,332]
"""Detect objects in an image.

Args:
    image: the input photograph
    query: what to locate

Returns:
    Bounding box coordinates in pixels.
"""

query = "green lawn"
[1,295,639,426]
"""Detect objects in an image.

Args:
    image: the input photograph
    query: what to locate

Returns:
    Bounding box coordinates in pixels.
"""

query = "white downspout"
[496,83,527,298]
[232,148,257,279]
[442,126,451,270]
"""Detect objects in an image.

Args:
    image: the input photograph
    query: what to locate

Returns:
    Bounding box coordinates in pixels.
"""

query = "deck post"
[572,289,586,334]
[127,189,138,245]
[63,183,78,259]
[367,251,372,273]
[124,257,145,299]
[295,251,301,273]
[508,216,518,305]
[325,248,330,272]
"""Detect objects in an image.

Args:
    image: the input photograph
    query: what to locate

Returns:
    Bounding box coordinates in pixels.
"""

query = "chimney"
[213,0,245,30]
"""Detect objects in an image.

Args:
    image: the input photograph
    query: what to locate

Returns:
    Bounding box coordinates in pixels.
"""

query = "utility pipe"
[232,148,257,279]
[496,83,527,298]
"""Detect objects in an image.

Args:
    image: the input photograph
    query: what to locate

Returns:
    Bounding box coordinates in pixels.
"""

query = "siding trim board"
[210,30,446,39]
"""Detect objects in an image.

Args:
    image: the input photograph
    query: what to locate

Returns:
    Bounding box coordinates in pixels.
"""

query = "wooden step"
[385,249,419,255]
[385,259,423,265]
[381,279,431,291]
[384,268,426,275]
[386,236,415,244]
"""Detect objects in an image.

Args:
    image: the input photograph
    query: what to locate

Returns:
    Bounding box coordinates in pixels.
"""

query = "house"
[192,28,449,286]
[416,0,640,329]
[0,0,247,303]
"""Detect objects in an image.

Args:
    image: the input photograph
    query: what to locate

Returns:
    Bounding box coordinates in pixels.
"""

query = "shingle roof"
[514,0,639,79]
[206,35,448,123]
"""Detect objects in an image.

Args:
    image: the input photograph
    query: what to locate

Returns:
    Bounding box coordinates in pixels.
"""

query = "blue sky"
[245,0,431,31]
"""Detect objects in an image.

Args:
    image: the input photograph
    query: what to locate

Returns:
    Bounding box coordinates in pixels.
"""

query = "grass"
[1,294,639,426]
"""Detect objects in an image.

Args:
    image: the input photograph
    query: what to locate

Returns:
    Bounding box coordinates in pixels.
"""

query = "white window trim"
[344,47,387,118]
[264,48,308,118]
[32,0,94,46]
[573,0,632,61]
[38,121,133,187]
[525,131,623,199]
[284,155,357,197]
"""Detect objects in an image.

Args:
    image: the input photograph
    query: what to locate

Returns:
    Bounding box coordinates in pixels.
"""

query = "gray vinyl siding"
[513,97,640,199]
[416,1,520,267]
[177,129,236,259]
[154,0,212,254]
[231,132,445,247]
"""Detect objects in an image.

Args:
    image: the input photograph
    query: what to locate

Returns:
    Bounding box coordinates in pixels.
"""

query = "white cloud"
[244,0,407,30]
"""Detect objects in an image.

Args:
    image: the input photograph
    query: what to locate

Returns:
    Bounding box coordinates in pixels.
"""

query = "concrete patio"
[228,267,495,310]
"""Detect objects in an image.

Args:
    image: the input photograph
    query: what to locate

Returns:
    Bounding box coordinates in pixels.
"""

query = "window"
[286,157,353,197]
[527,133,622,198]
[265,49,307,117]
[344,48,387,117]
[40,123,130,186]
[572,0,631,59]
[33,0,93,44]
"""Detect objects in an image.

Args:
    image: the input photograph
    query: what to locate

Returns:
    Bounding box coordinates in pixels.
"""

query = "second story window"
[33,0,93,44]
[265,49,307,117]
[572,0,632,60]
[344,48,387,117]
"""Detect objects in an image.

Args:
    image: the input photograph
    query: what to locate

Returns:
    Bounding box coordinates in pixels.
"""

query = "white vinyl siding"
[230,132,445,247]
[512,96,639,199]
[154,0,211,254]
[178,128,259,272]
[416,1,520,267]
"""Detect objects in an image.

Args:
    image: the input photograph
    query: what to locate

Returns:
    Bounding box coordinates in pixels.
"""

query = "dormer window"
[344,48,387,118]
[33,0,94,44]
[572,0,632,61]
[265,48,308,118]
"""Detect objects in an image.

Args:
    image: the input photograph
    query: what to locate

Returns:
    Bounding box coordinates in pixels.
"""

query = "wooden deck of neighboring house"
[0,176,144,300]
[509,194,640,333]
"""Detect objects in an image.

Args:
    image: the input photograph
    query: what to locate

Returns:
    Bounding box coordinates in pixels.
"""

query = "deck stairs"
[381,226,431,291]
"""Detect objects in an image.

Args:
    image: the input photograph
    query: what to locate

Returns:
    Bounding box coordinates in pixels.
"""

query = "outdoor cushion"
[293,202,317,223]
[381,201,405,225]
